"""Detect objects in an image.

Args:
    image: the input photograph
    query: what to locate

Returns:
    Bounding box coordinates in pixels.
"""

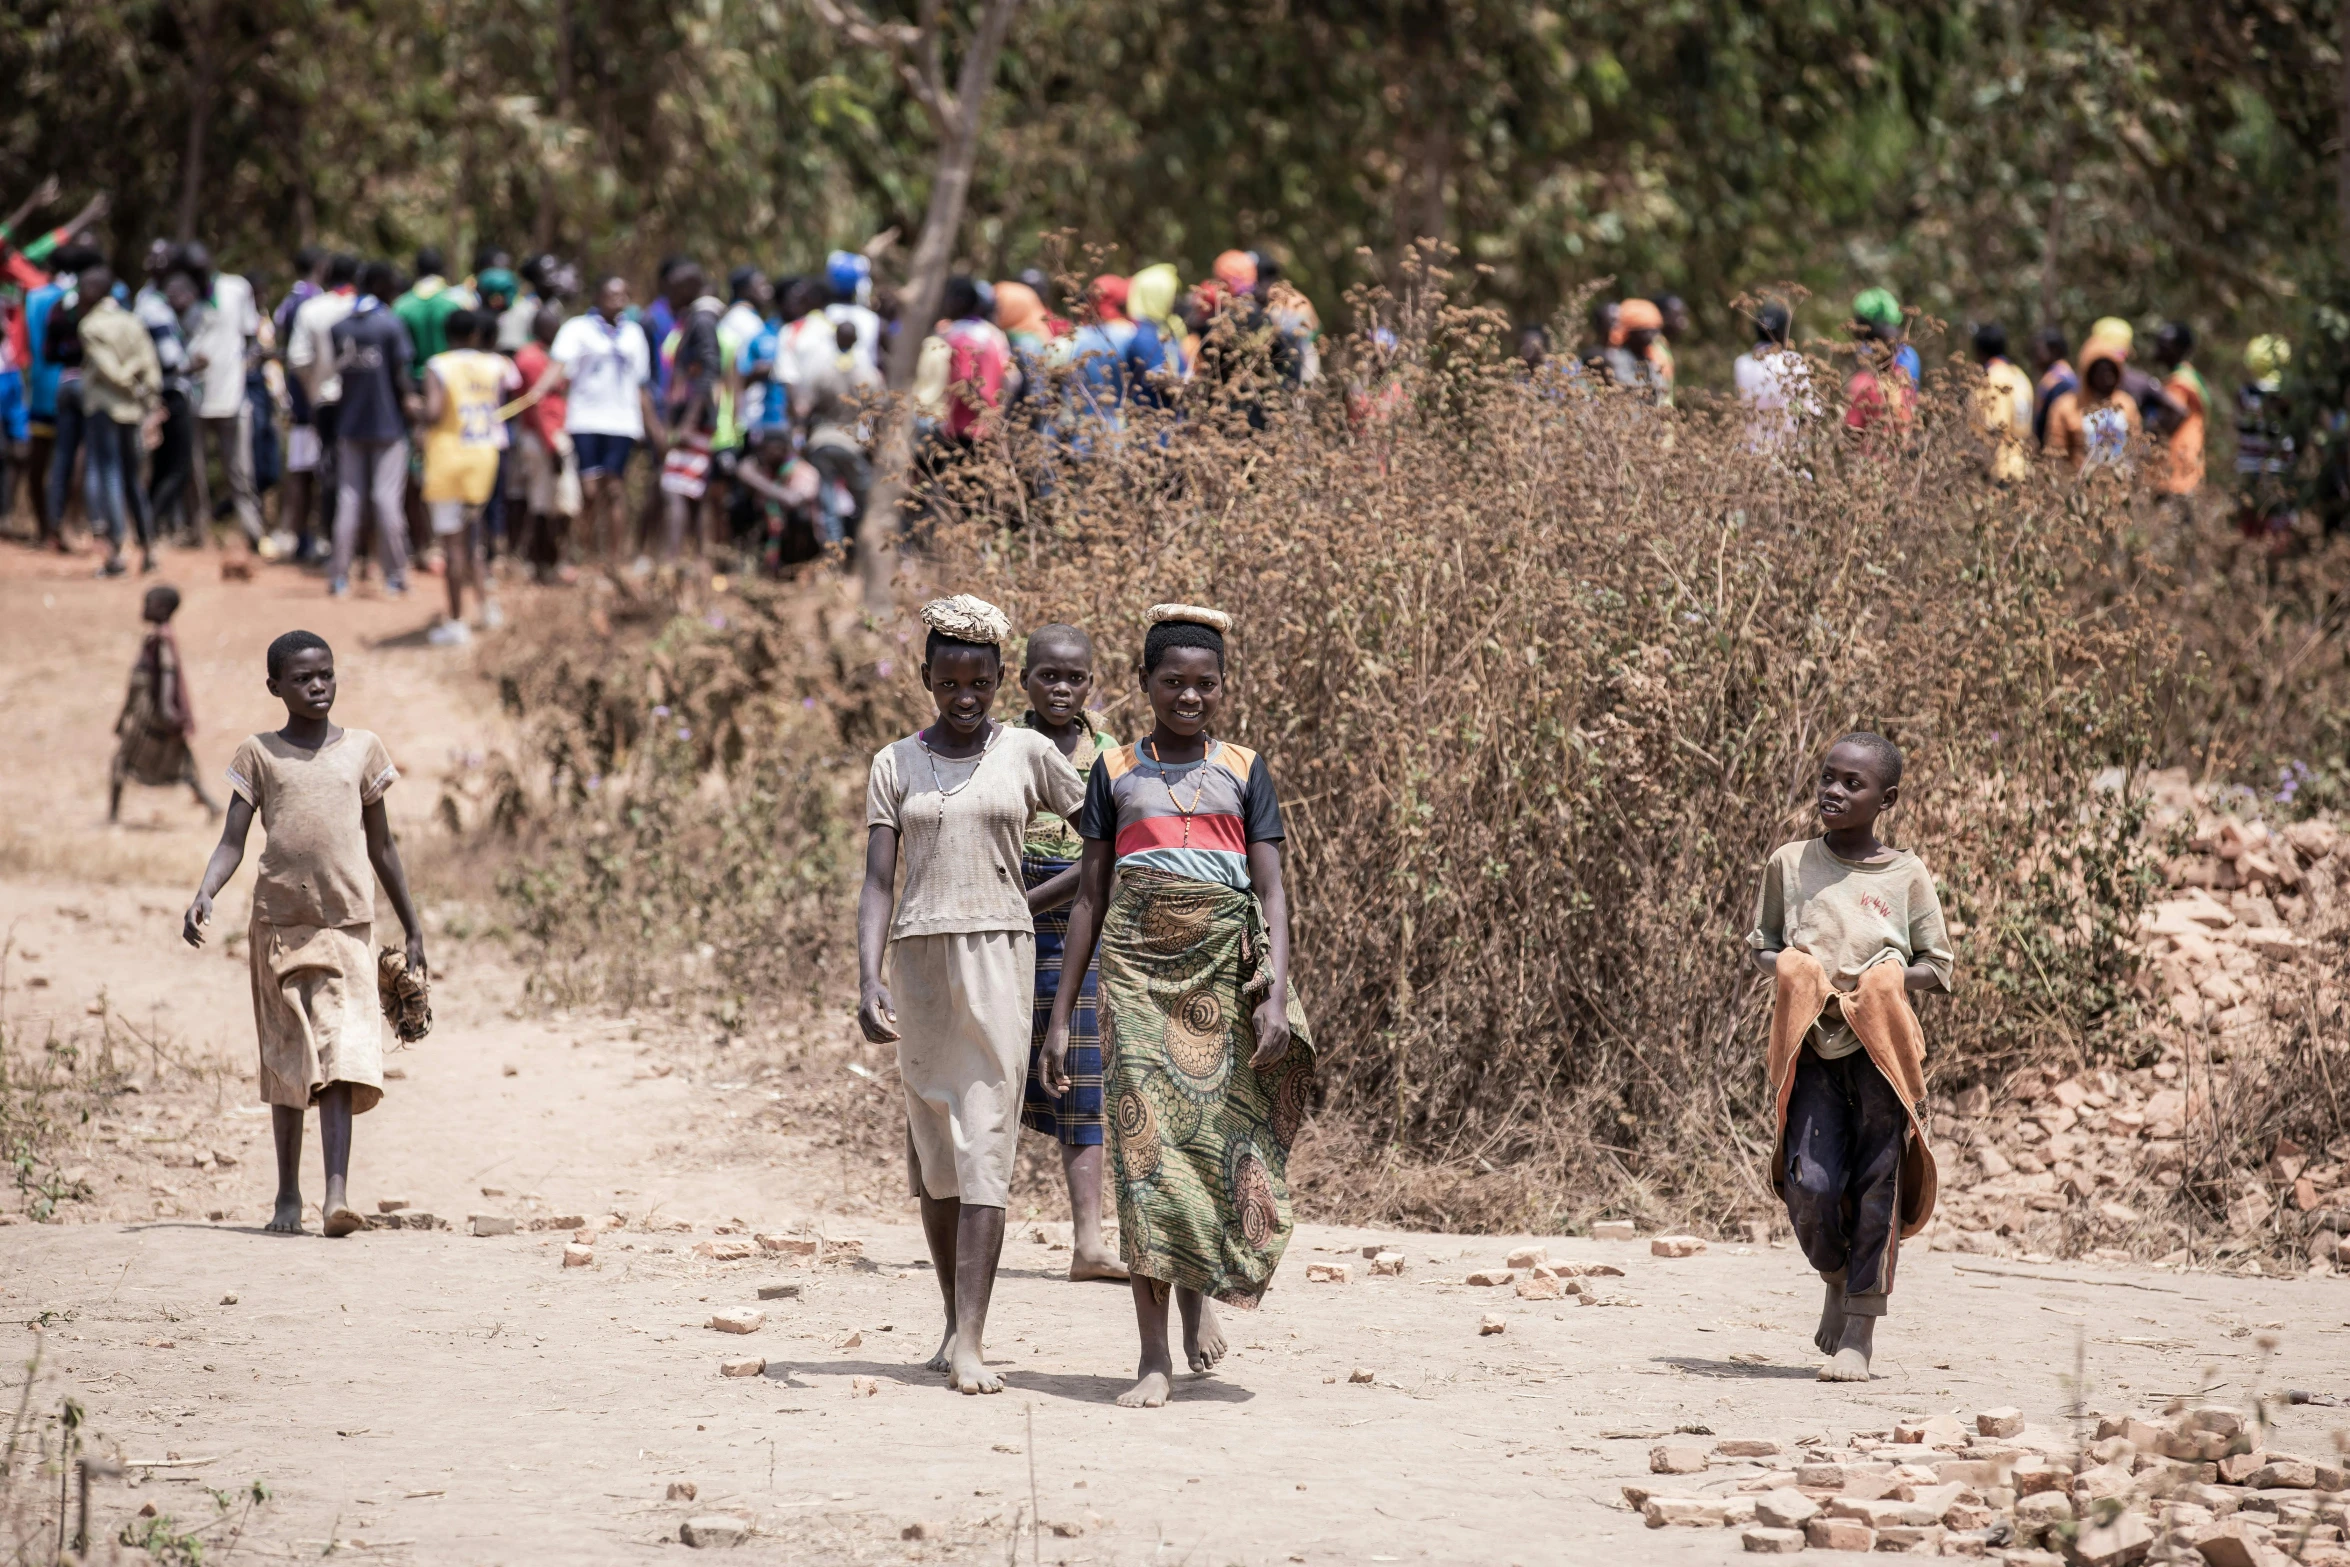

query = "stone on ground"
[1975,1406,2024,1438]
[1592,1220,1637,1241]
[719,1356,766,1378]
[1465,1268,1514,1287]
[667,1481,697,1500]
[1650,1235,1707,1258]
[1504,1245,1548,1268]
[679,1515,749,1548]
[561,1243,594,1268]
[1306,1262,1351,1283]
[1753,1489,1818,1529]
[469,1213,517,1237]
[707,1307,765,1334]
[1804,1515,1875,1551]
[755,1282,802,1300]
[1477,1315,1506,1335]
[1650,1444,1709,1475]
[1742,1526,1805,1553]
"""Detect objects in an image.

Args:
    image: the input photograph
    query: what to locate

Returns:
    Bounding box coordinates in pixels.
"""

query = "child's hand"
[1040,1022,1070,1098]
[1249,992,1292,1069]
[856,984,900,1045]
[405,932,428,980]
[182,892,213,948]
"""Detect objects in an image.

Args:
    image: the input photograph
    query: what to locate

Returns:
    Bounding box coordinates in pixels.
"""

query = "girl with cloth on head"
[858,595,1087,1395]
[1041,604,1315,1409]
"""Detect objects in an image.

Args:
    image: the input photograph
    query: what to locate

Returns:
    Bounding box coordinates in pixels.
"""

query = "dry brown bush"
[467,260,2350,1250]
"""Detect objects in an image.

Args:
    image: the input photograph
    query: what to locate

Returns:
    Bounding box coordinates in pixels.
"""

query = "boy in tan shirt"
[183,630,427,1237]
[1748,732,1954,1381]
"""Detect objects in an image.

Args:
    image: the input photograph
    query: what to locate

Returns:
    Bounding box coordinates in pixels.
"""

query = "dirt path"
[3,544,2347,1566]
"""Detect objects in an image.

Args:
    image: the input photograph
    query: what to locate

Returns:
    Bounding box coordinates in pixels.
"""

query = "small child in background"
[182,630,427,1238]
[1748,732,1953,1382]
[112,584,219,821]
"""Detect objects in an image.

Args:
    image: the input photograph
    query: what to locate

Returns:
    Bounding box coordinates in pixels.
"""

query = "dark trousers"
[149,388,197,537]
[44,393,88,538]
[1782,1044,1907,1314]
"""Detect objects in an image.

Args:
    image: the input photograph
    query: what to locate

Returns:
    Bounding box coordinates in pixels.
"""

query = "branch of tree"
[806,0,952,132]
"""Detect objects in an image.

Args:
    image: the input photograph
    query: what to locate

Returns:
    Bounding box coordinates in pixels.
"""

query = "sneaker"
[425,618,472,647]
[480,598,505,630]
[328,576,350,597]
[382,578,407,599]
[97,556,127,579]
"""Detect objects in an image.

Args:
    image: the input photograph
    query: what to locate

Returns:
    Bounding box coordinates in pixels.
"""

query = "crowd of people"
[2,182,2336,636]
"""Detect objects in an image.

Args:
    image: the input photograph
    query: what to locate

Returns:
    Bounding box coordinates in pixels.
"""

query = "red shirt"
[512,342,567,445]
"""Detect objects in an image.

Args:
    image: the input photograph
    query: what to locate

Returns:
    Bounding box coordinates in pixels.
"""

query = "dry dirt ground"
[2,543,2348,1566]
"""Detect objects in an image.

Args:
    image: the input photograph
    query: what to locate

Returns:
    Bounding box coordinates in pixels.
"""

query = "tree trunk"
[2340,0,2350,249]
[853,0,1022,610]
[176,0,218,242]
[535,0,576,255]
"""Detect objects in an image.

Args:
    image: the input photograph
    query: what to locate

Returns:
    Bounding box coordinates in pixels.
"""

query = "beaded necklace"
[918,721,998,823]
[1142,734,1210,847]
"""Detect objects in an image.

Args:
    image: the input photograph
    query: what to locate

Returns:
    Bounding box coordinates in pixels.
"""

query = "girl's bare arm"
[363,797,428,975]
[183,797,255,946]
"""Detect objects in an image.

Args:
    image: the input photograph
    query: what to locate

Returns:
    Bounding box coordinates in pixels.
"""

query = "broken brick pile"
[1630,1404,2349,1562]
[1922,779,2344,1272]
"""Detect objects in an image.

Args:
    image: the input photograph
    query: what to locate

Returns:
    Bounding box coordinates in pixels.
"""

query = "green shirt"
[1018,710,1116,862]
[392,278,460,385]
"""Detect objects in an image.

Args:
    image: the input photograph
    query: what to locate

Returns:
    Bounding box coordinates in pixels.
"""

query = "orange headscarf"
[1212,250,1258,295]
[1618,298,1664,332]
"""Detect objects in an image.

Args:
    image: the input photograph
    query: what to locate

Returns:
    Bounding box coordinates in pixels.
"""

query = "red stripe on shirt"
[1114,813,1247,858]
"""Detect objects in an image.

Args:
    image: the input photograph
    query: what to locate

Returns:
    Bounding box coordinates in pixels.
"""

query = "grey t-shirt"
[1747,838,1955,1059]
[866,725,1084,941]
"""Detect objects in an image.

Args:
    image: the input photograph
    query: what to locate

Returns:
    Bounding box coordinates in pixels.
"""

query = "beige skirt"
[891,930,1033,1209]
[250,919,385,1114]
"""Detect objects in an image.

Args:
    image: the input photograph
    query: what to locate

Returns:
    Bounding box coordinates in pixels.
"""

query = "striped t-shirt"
[1078,738,1284,892]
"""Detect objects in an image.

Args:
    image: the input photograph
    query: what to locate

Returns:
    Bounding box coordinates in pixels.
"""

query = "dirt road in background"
[3,547,2346,1565]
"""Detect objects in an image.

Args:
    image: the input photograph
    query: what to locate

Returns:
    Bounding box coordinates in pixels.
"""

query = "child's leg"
[1824,1061,1909,1377]
[1118,1275,1176,1408]
[1176,1287,1226,1373]
[1781,1048,1857,1354]
[108,750,126,823]
[1060,1143,1125,1281]
[318,1083,363,1236]
[918,1192,961,1372]
[269,1105,305,1233]
[946,1202,1006,1394]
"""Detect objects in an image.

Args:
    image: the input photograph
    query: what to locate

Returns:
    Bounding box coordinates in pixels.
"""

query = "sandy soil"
[2,542,2347,1566]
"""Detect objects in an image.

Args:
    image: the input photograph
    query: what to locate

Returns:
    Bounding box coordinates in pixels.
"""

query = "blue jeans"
[85,416,149,553]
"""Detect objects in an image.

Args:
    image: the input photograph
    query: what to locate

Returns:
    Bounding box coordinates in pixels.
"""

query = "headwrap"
[1128,264,1180,327]
[993,281,1048,344]
[1212,250,1258,294]
[2245,334,2290,390]
[2086,316,2134,359]
[920,594,1013,647]
[1091,274,1130,322]
[1851,288,1903,331]
[826,250,871,306]
[475,267,519,304]
[1617,298,1664,332]
[1147,602,1233,634]
[2079,338,2125,386]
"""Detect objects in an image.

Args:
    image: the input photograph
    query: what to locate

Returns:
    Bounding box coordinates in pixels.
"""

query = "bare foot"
[323,1206,364,1238]
[925,1325,955,1375]
[1813,1277,1847,1357]
[1819,1313,1874,1382]
[1115,1369,1172,1408]
[266,1194,304,1235]
[1184,1299,1228,1373]
[947,1341,1002,1396]
[1069,1245,1128,1283]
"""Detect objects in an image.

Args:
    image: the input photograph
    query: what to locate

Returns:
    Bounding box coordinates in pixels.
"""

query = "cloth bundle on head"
[920,594,1013,647]
[1147,602,1233,633]
[1091,274,1130,322]
[1212,250,1258,294]
[1617,298,1664,332]
[2086,316,2134,358]
[1852,288,1903,331]
[1128,265,1181,331]
[2245,334,2290,389]
[475,267,518,303]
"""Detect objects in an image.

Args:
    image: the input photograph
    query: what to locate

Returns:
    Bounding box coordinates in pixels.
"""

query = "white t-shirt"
[286,289,357,405]
[550,312,652,438]
[824,302,882,376]
[1733,345,1817,449]
[191,274,258,418]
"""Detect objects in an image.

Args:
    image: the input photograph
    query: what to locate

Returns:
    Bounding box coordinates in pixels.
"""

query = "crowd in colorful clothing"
[2,175,2335,622]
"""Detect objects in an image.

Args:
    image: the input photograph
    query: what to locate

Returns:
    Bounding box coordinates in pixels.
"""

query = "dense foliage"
[7,0,2345,361]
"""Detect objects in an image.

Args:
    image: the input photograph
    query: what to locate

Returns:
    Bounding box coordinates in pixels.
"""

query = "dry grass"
[460,256,2350,1251]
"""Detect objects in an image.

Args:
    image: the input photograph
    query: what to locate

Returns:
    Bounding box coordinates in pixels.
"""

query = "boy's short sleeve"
[865,744,904,832]
[226,735,267,811]
[1033,736,1086,820]
[1906,863,1957,992]
[358,733,399,805]
[1241,754,1285,844]
[1746,851,1788,952]
[1077,759,1117,843]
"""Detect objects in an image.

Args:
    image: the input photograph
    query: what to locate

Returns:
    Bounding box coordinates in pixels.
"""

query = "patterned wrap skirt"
[1098,867,1315,1308]
[1021,854,1104,1146]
